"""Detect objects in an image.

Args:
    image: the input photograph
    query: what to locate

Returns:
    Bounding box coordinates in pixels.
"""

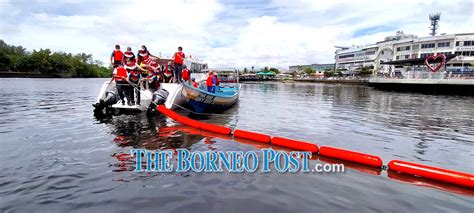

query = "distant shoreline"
[0,71,107,78]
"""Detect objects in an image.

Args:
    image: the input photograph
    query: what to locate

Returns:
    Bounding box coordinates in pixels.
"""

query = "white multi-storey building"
[335,31,474,75]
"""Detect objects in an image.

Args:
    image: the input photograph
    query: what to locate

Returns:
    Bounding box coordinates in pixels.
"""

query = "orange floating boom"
[233,129,271,143]
[271,137,319,153]
[156,105,180,120]
[200,123,232,135]
[319,146,383,168]
[176,116,203,129]
[388,160,474,188]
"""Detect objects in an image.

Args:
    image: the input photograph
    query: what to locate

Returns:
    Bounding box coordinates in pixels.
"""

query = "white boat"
[93,80,185,114]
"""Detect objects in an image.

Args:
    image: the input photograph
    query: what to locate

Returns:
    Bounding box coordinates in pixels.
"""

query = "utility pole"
[429,13,441,36]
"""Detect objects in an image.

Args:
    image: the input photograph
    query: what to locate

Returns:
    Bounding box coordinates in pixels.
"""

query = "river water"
[0,78,473,212]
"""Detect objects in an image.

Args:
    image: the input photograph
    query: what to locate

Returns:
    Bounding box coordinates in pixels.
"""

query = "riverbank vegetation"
[0,40,111,77]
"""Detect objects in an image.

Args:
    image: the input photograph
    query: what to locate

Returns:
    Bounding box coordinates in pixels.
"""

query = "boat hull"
[181,83,239,113]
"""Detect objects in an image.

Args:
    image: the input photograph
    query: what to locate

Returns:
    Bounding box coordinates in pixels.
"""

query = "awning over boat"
[380,54,457,66]
[256,72,275,76]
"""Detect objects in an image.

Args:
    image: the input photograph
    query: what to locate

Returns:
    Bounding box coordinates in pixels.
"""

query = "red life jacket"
[129,70,140,81]
[124,51,134,59]
[164,66,173,77]
[124,60,136,67]
[137,50,149,63]
[114,66,127,81]
[113,50,123,62]
[147,61,159,72]
[182,68,189,81]
[174,51,185,64]
[193,81,198,88]
[206,74,213,86]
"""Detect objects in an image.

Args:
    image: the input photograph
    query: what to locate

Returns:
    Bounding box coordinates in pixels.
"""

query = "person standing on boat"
[142,57,161,91]
[206,71,216,93]
[182,65,190,83]
[136,45,154,66]
[111,65,129,105]
[212,73,219,92]
[163,61,174,83]
[126,64,141,106]
[110,45,123,69]
[172,46,185,83]
[123,47,135,63]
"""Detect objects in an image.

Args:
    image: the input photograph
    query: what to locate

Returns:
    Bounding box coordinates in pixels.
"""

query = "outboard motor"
[147,88,169,115]
[93,90,118,114]
[103,90,118,106]
[152,88,169,105]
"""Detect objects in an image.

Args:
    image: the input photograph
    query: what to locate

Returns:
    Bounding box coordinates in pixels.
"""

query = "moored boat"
[181,69,240,113]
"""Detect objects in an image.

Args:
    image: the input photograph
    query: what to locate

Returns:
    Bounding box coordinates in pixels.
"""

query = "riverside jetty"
[368,78,474,95]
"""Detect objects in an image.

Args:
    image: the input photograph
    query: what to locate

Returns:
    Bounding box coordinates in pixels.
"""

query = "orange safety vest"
[147,61,159,72]
[182,68,189,81]
[206,74,213,86]
[174,51,184,64]
[113,50,123,62]
[114,66,127,81]
[124,51,134,60]
[124,60,136,67]
[137,50,149,63]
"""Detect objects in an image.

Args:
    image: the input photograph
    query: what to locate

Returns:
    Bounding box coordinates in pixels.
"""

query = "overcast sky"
[0,0,473,69]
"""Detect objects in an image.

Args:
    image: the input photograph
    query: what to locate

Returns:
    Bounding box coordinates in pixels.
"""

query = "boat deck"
[111,102,146,111]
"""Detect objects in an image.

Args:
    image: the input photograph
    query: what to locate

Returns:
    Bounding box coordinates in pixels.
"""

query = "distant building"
[289,64,311,73]
[335,31,474,75]
[288,63,335,73]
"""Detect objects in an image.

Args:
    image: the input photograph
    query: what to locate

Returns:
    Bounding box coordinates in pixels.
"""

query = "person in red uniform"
[206,70,216,93]
[136,45,154,65]
[111,66,129,105]
[191,78,198,88]
[172,46,185,83]
[123,47,135,63]
[126,63,141,105]
[110,44,123,69]
[163,61,174,83]
[142,57,161,91]
[182,64,190,83]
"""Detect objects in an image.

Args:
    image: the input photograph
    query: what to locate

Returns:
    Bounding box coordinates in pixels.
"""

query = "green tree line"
[0,40,111,77]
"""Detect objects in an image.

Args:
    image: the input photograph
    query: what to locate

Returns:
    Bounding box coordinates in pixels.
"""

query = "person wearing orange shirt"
[172,46,185,83]
[206,71,216,93]
[112,66,129,105]
[110,44,123,69]
[191,78,198,88]
[182,64,190,83]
